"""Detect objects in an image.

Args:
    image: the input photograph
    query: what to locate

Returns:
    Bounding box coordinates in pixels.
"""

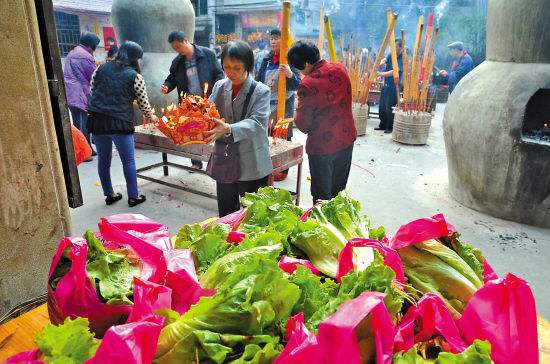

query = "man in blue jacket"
[438,41,474,93]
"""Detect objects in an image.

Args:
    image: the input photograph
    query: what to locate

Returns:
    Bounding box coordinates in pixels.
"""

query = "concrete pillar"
[111,0,197,108]
[0,0,72,315]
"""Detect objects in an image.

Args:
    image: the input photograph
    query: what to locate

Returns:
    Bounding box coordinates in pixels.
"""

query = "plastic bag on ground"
[71,125,92,165]
[457,273,538,364]
[394,293,467,354]
[336,238,405,284]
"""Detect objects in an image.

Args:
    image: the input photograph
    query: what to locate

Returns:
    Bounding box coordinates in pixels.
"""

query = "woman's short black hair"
[107,45,119,59]
[79,32,100,51]
[115,41,143,73]
[270,29,281,37]
[168,31,187,43]
[221,41,254,73]
[287,41,320,70]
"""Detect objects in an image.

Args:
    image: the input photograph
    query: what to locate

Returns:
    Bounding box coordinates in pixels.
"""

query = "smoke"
[434,0,449,26]
[324,0,340,16]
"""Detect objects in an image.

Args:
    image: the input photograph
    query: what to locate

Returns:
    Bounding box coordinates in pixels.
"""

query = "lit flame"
[545,123,548,129]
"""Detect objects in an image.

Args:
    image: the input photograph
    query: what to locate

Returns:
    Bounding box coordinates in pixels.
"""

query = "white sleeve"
[134,73,153,119]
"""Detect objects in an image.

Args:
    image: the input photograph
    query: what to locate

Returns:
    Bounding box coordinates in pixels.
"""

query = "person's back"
[88,62,137,126]
[297,60,356,155]
[64,34,99,112]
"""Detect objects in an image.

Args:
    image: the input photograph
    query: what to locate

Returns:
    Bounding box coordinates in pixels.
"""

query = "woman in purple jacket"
[63,32,100,157]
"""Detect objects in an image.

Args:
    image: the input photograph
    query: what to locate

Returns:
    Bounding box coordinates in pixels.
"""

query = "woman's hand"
[205,118,230,143]
[279,64,293,78]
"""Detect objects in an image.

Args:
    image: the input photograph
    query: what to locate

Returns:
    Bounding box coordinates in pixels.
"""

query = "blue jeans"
[93,134,139,199]
[69,106,91,143]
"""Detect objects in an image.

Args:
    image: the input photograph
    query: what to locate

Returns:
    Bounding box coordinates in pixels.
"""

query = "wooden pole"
[324,15,338,62]
[276,0,291,123]
[361,12,397,104]
[387,9,401,111]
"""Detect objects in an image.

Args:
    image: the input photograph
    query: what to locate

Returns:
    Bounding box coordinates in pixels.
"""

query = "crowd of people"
[63,29,472,216]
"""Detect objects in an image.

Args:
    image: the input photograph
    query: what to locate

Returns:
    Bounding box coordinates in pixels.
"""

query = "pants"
[216,175,270,217]
[93,133,139,199]
[69,106,91,144]
[308,145,353,202]
[378,85,398,131]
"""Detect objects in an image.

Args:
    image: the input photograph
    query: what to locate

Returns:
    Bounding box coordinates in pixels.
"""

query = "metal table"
[133,126,304,204]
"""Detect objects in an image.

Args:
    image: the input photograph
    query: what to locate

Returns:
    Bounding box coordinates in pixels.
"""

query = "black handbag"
[207,81,257,183]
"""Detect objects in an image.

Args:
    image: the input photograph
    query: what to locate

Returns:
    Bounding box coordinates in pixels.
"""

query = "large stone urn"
[111,0,196,108]
[443,0,550,227]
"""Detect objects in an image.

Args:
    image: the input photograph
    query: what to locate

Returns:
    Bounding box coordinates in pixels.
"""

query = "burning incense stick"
[317,2,325,58]
[276,0,291,127]
[387,9,401,111]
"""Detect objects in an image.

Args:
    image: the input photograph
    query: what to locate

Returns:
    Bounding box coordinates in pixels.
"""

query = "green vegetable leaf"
[35,317,98,364]
[290,219,348,278]
[84,230,139,304]
[175,223,231,275]
[447,235,485,284]
[392,340,493,364]
[156,257,299,363]
[289,265,339,321]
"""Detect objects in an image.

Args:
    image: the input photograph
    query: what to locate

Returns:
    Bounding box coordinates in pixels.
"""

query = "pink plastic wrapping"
[390,213,456,250]
[2,349,43,364]
[299,202,321,221]
[394,293,467,353]
[336,238,405,284]
[47,214,171,337]
[85,315,164,364]
[47,237,132,337]
[127,278,172,323]
[215,208,248,230]
[482,260,498,283]
[278,256,321,275]
[163,249,215,315]
[227,231,246,244]
[275,292,395,364]
[458,273,539,364]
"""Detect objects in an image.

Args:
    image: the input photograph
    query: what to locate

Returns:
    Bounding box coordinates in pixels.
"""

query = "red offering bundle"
[156,94,221,146]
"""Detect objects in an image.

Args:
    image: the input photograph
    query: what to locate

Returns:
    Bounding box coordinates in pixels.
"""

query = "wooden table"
[1,304,549,361]
[133,126,304,204]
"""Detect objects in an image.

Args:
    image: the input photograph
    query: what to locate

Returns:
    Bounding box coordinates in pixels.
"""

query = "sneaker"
[128,194,146,207]
[105,193,122,205]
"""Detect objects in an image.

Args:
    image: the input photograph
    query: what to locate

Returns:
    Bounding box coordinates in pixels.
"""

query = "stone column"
[0,0,72,315]
[443,0,550,227]
[111,0,197,109]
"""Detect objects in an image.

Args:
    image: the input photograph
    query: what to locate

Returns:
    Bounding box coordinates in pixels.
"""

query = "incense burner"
[443,0,550,227]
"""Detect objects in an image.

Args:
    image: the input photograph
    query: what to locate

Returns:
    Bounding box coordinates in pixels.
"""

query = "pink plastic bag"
[227,231,246,244]
[48,215,171,337]
[163,249,215,315]
[127,278,172,323]
[47,236,132,337]
[214,208,248,230]
[278,256,321,275]
[336,238,405,284]
[483,260,498,283]
[275,292,395,364]
[85,315,164,364]
[2,349,43,364]
[394,293,467,353]
[390,213,456,250]
[458,273,538,364]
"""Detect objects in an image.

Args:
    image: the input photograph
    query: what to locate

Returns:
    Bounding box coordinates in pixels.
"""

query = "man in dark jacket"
[376,39,403,134]
[161,30,224,169]
[438,41,474,93]
[255,29,301,181]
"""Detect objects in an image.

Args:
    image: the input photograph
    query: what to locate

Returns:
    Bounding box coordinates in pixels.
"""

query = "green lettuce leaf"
[289,219,348,278]
[84,230,139,304]
[289,265,339,321]
[392,340,493,364]
[447,235,485,284]
[156,257,299,363]
[306,251,403,329]
[199,243,283,289]
[35,317,98,364]
[174,223,231,275]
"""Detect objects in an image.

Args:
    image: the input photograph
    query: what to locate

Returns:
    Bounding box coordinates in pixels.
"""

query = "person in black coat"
[161,30,224,169]
[376,39,403,134]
